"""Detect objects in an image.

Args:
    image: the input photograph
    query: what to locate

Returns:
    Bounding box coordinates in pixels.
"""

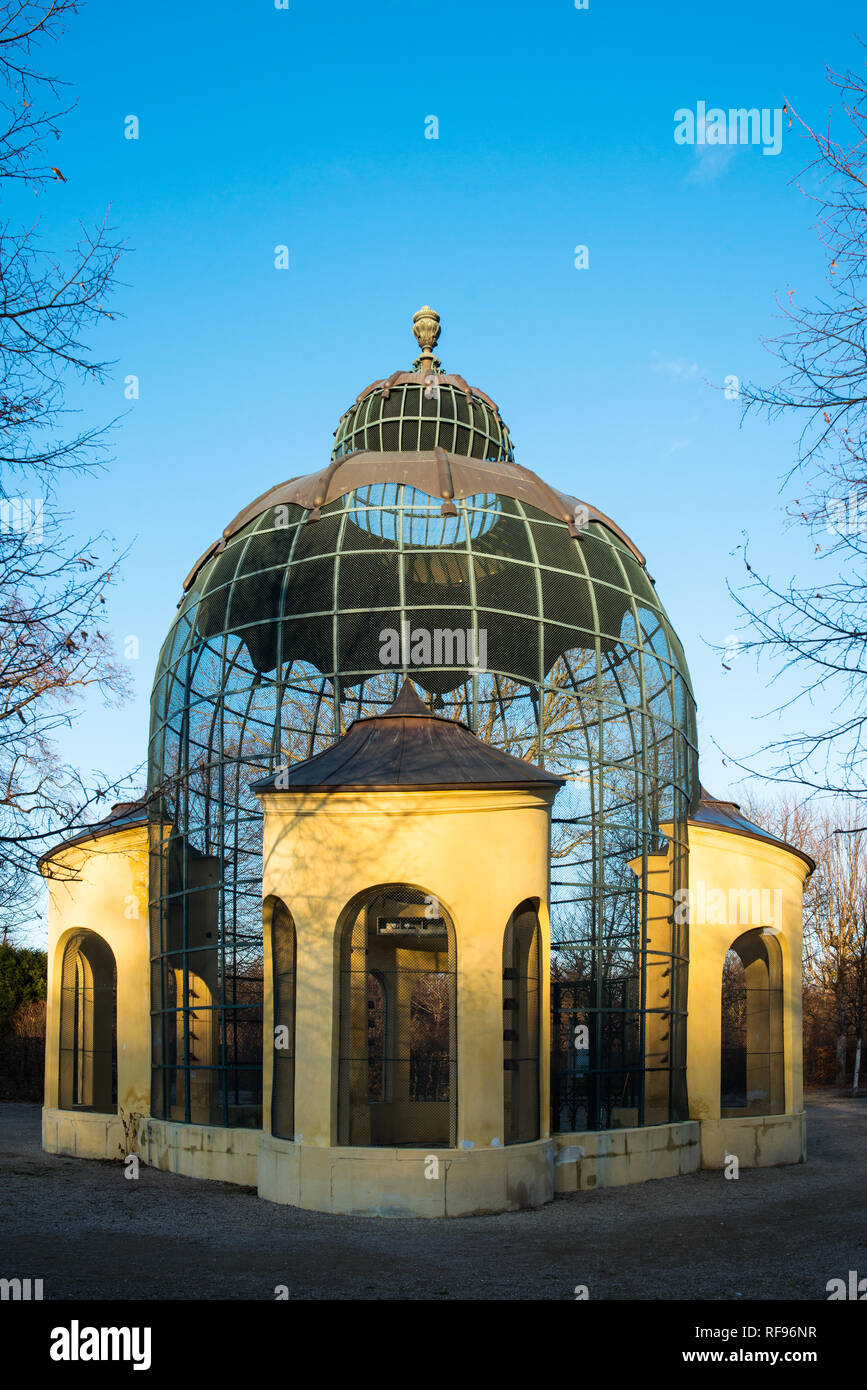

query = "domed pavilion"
[40,309,812,1215]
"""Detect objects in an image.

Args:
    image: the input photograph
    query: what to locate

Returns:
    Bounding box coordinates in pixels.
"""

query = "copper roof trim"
[38,797,150,869]
[181,452,646,593]
[690,785,816,874]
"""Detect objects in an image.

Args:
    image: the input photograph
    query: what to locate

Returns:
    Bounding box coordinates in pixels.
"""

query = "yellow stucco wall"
[39,789,812,1205]
[254,783,561,1213]
[41,823,151,1145]
[685,820,810,1166]
[258,786,554,1153]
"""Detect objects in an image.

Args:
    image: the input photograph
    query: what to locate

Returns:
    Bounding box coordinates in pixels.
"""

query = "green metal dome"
[147,307,699,1137]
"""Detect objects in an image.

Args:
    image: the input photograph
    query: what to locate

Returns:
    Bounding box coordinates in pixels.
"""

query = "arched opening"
[721,929,784,1117]
[59,932,117,1112]
[338,884,456,1147]
[503,900,541,1144]
[268,897,296,1140]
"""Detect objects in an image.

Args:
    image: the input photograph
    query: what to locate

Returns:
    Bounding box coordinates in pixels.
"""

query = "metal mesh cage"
[148,477,698,1133]
[337,885,457,1147]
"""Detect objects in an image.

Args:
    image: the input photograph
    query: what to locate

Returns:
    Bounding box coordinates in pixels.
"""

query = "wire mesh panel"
[148,824,263,1128]
[503,901,541,1145]
[59,932,117,1113]
[149,471,697,1132]
[337,885,457,1147]
[269,897,296,1140]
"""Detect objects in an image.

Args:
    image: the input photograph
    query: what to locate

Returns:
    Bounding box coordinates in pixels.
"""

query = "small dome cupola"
[331,306,515,464]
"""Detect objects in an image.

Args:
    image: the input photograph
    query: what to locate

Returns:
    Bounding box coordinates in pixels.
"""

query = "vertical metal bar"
[460,497,480,733]
[332,501,349,736]
[512,500,545,764]
[608,549,651,1127]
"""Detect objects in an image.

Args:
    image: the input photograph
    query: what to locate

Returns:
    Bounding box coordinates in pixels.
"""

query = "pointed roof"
[251,680,565,794]
[380,679,438,719]
[690,785,815,873]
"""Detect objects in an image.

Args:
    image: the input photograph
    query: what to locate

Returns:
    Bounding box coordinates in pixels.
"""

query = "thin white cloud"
[650,353,700,379]
[687,116,742,182]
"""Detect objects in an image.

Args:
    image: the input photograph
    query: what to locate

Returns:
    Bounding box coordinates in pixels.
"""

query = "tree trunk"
[835,972,848,1087]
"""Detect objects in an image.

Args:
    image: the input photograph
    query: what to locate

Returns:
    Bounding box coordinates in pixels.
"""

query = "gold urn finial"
[412,304,442,373]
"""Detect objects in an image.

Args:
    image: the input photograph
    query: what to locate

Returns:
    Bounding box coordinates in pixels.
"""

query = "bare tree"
[0,2,134,936]
[732,49,867,797]
[741,792,867,1087]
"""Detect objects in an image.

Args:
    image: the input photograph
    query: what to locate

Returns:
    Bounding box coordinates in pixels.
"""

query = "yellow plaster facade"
[41,820,150,1162]
[42,823,151,1117]
[685,819,811,1168]
[39,788,812,1214]
[256,783,556,1215]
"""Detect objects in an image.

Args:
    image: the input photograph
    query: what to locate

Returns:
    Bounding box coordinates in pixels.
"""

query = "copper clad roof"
[348,372,504,416]
[251,680,565,794]
[38,797,150,868]
[183,450,645,594]
[690,785,815,873]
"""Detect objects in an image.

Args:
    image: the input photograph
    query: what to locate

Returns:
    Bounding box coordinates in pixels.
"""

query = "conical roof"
[251,680,565,794]
[690,786,815,873]
[39,797,150,868]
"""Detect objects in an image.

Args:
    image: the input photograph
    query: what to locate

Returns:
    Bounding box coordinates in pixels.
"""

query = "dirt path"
[1,1094,864,1300]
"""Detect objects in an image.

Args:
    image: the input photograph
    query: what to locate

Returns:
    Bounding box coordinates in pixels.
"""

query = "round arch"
[58,930,117,1113]
[721,929,784,1117]
[335,883,457,1148]
[503,898,542,1145]
[264,895,296,1140]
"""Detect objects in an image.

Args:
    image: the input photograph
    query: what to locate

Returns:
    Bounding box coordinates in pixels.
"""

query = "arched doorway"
[268,897,296,1139]
[59,931,117,1112]
[721,929,784,1117]
[503,900,541,1144]
[337,884,456,1147]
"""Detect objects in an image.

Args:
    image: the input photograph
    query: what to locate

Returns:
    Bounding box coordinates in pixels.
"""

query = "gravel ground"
[0,1093,864,1301]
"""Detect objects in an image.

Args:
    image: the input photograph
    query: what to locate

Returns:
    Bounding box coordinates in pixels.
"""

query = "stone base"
[41,1109,806,1214]
[42,1106,125,1161]
[141,1118,259,1187]
[42,1109,259,1187]
[553,1120,701,1192]
[258,1119,703,1216]
[258,1135,553,1217]
[699,1111,806,1169]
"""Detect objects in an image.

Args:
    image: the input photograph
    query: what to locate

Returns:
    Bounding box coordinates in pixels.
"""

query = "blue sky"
[17,0,864,862]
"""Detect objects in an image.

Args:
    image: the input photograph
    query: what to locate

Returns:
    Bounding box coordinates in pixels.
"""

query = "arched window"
[268,897,296,1140]
[59,932,117,1112]
[721,930,784,1117]
[503,901,541,1144]
[338,884,456,1147]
